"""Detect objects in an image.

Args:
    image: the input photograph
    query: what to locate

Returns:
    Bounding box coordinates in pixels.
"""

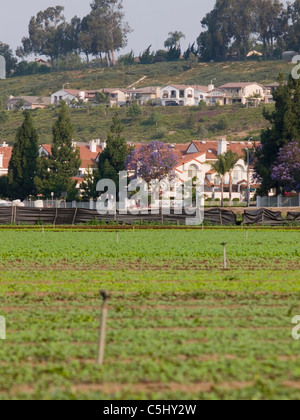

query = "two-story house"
[160,85,210,106]
[218,82,265,105]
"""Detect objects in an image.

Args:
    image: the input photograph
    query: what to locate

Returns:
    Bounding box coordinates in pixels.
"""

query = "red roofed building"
[131,138,258,202]
[39,140,104,187]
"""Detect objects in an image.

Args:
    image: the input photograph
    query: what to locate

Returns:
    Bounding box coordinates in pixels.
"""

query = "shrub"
[152,126,167,139]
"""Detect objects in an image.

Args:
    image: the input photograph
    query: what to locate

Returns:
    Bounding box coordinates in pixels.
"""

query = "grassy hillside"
[0,59,291,145]
[0,60,294,98]
[0,104,272,145]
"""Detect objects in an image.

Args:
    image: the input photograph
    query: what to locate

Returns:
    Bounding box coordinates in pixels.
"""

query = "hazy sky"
[0,0,215,56]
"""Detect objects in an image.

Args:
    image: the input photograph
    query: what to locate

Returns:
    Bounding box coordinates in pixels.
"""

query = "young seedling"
[97,291,111,365]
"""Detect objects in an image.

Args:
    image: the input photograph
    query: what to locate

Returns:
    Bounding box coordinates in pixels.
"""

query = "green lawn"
[0,229,299,400]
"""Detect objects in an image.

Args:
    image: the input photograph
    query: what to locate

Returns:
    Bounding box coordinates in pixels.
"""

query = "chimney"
[218,138,228,155]
[208,83,214,92]
[0,154,3,168]
[100,141,107,150]
[89,140,97,153]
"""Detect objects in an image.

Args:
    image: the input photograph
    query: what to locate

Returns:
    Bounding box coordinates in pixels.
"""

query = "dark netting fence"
[0,207,298,226]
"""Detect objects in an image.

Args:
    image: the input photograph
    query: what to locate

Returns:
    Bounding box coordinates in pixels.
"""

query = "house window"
[233,165,244,181]
[171,90,177,98]
[187,90,193,98]
[215,176,221,185]
[162,91,169,99]
[179,90,185,98]
[188,164,199,178]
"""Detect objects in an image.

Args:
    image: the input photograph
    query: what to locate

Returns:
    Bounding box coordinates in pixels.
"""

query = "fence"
[257,195,300,208]
[0,207,299,226]
[0,207,237,226]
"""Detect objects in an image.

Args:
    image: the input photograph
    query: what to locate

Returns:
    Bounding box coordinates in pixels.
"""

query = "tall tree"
[255,75,300,193]
[18,6,67,68]
[0,42,17,75]
[164,31,185,49]
[35,103,81,198]
[126,141,178,183]
[87,0,132,66]
[97,114,129,189]
[8,111,39,200]
[254,0,286,59]
[197,0,232,61]
[286,0,300,51]
[271,140,300,193]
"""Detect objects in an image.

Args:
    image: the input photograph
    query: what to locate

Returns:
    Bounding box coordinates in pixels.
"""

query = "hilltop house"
[160,85,211,106]
[217,82,265,105]
[7,96,51,111]
[51,88,128,107]
[127,87,161,105]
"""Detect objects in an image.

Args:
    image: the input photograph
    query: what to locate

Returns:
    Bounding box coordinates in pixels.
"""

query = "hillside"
[0,59,292,145]
[0,103,272,145]
[0,60,294,98]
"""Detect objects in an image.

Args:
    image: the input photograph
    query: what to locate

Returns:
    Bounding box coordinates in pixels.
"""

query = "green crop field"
[0,228,300,400]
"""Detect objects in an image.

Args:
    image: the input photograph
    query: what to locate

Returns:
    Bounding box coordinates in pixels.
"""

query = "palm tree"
[224,150,239,203]
[165,31,185,49]
[210,155,227,207]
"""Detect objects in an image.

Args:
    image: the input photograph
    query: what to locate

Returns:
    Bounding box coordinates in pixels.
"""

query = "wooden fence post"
[221,242,227,270]
[97,291,110,365]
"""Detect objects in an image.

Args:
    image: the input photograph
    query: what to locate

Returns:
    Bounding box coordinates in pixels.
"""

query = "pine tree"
[97,114,129,191]
[255,75,300,193]
[8,111,39,200]
[35,103,81,199]
[81,167,99,200]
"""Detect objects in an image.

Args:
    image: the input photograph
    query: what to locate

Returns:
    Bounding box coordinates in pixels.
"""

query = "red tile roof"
[78,144,102,168]
[40,144,102,169]
[219,82,264,89]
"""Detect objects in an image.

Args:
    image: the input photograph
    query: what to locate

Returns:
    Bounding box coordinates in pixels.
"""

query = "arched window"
[162,90,169,99]
[188,164,199,178]
[233,165,244,181]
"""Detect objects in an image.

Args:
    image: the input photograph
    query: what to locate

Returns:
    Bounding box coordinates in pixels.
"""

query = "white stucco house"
[172,138,257,201]
[160,85,211,106]
[51,89,85,105]
[130,138,258,202]
[217,82,265,105]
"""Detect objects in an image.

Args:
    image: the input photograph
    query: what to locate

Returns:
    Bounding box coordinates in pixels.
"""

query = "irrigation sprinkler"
[97,291,110,365]
[221,242,227,270]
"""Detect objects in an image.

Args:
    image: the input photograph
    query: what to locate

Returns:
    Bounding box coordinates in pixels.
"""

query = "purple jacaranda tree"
[126,141,178,183]
[271,141,300,193]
